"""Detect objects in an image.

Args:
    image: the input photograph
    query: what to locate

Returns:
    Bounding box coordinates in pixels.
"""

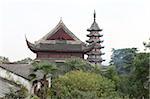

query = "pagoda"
[26,19,94,62]
[86,11,105,65]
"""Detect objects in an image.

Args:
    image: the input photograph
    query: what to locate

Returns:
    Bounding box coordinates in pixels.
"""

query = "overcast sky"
[0,0,149,65]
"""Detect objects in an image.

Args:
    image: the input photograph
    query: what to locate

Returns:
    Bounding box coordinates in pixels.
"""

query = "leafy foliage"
[15,57,33,64]
[103,66,120,84]
[0,56,9,64]
[28,61,58,99]
[51,71,120,99]
[127,53,149,98]
[64,58,94,72]
[108,52,149,99]
[29,61,58,80]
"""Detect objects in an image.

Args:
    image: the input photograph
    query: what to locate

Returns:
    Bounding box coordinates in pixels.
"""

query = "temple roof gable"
[36,20,83,44]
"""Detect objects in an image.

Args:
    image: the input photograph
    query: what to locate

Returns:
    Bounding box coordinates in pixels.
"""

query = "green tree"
[103,66,120,85]
[115,52,149,98]
[64,58,94,73]
[129,53,149,98]
[110,48,137,74]
[52,71,120,99]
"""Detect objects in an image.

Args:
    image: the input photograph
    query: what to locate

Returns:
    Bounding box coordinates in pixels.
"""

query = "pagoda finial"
[94,10,96,22]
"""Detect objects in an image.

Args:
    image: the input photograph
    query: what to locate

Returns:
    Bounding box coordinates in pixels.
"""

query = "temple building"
[26,11,104,65]
[26,20,94,63]
[86,11,105,65]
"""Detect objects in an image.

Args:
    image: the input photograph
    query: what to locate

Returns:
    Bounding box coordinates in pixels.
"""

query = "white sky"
[0,0,149,65]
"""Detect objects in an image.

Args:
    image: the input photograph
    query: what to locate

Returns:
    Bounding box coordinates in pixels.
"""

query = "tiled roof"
[25,19,89,53]
[35,43,83,52]
[87,21,102,31]
[26,39,95,53]
[0,64,43,80]
[37,20,83,44]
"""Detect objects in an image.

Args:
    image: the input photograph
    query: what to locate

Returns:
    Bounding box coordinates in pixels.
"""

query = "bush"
[51,71,120,99]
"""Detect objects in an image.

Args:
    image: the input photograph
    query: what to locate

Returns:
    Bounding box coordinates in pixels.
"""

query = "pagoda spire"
[94,10,96,22]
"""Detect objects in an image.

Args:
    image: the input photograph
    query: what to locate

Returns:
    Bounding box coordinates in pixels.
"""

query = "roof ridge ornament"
[59,17,63,23]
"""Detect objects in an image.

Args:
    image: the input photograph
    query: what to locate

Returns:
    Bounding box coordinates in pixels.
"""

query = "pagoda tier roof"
[26,39,95,53]
[86,39,104,43]
[87,21,102,32]
[87,34,103,37]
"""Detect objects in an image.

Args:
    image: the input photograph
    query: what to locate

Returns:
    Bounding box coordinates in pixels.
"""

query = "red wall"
[37,52,84,59]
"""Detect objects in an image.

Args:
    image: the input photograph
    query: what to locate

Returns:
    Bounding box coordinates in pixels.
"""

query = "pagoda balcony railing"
[87,51,105,55]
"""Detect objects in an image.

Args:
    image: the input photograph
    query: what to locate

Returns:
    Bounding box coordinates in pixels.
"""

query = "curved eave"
[26,39,85,53]
[26,39,37,53]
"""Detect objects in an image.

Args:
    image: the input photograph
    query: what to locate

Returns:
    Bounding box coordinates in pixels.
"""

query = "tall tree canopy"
[110,52,150,99]
[128,52,149,98]
[110,48,137,74]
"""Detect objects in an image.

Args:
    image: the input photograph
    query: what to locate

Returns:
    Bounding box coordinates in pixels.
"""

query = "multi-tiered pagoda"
[86,11,105,65]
